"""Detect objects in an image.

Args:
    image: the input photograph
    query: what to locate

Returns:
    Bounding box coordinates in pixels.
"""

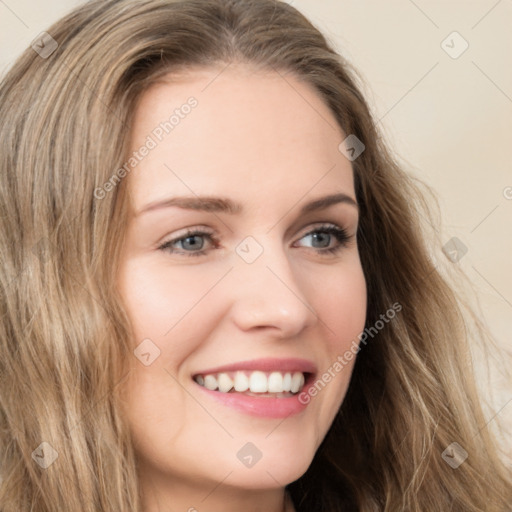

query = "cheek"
[117,261,221,441]
[304,259,366,424]
[312,258,367,349]
[118,259,225,358]
[117,259,228,436]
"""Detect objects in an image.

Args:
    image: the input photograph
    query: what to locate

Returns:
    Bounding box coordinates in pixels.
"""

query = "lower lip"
[194,378,314,418]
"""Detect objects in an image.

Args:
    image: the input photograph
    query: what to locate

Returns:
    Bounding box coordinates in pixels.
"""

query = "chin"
[216,431,317,489]
[222,456,312,491]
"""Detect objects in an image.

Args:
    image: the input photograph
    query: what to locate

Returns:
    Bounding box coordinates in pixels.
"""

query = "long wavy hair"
[0,0,510,510]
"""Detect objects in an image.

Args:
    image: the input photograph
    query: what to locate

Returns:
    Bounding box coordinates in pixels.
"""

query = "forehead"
[127,65,354,210]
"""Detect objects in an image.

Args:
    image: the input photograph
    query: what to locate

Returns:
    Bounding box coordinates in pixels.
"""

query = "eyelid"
[158,225,214,243]
[297,221,342,237]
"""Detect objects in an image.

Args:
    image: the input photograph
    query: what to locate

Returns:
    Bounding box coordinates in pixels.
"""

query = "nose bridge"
[227,234,317,334]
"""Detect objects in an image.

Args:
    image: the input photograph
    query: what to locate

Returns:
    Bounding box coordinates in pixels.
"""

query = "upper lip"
[193,357,317,376]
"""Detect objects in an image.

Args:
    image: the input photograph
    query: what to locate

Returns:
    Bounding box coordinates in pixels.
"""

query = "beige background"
[1,0,510,452]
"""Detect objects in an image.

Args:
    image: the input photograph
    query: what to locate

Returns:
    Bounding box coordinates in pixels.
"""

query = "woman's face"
[117,64,366,502]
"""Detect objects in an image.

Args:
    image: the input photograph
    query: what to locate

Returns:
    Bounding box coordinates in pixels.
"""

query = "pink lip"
[192,358,317,419]
[193,357,317,376]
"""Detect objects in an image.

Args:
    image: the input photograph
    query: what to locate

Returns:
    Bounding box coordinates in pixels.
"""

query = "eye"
[157,223,352,258]
[294,224,351,255]
[158,229,217,257]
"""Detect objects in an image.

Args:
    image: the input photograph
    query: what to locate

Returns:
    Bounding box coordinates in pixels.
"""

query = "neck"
[140,471,295,512]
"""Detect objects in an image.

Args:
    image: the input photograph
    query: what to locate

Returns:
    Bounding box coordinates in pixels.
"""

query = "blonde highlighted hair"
[0,0,510,510]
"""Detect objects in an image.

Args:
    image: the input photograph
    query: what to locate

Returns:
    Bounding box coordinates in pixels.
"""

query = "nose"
[227,238,318,338]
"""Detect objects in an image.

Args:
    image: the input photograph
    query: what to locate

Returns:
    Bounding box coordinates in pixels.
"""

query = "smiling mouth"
[193,370,310,397]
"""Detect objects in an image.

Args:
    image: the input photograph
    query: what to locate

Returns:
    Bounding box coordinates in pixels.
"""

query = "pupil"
[313,232,330,248]
[184,235,203,250]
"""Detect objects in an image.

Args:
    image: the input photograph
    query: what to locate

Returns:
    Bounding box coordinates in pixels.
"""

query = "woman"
[0,0,510,511]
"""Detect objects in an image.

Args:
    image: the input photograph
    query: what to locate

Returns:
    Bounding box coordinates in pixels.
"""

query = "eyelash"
[157,223,352,258]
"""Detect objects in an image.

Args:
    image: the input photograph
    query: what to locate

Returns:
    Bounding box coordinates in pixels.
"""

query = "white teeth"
[203,374,217,391]
[290,372,305,393]
[195,370,307,395]
[268,372,283,393]
[283,372,292,392]
[234,371,249,392]
[217,373,234,393]
[249,371,268,393]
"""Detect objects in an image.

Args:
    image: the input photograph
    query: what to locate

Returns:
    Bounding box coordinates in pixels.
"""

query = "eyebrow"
[136,192,358,217]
